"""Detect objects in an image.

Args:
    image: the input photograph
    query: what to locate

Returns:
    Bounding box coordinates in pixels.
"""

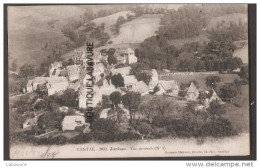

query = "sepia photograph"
[5,4,255,159]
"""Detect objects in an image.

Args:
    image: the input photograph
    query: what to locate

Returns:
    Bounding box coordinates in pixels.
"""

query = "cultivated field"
[110,14,163,44]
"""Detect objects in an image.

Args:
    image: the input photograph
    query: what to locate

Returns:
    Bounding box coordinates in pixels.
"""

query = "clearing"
[110,14,163,44]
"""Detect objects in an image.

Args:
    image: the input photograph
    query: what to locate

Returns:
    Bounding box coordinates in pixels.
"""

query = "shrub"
[150,128,168,139]
[114,131,141,141]
[199,118,238,138]
[152,115,172,128]
[166,120,199,138]
[136,122,153,137]
[69,132,94,144]
[50,135,67,145]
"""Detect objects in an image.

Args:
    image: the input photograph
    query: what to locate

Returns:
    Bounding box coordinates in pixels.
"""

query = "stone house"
[114,48,138,65]
[154,80,179,97]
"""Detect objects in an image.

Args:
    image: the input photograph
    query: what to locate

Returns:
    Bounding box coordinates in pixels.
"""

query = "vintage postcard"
[6,4,252,159]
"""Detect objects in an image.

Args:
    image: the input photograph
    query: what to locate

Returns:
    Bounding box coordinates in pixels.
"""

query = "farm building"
[46,77,69,96]
[131,81,149,95]
[186,82,199,101]
[154,80,179,96]
[123,75,138,89]
[62,115,86,131]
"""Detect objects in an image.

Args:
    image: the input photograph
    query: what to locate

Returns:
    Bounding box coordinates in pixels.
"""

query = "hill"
[8,6,87,68]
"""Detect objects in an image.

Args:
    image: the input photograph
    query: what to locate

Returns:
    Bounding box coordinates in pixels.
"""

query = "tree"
[130,63,151,76]
[205,76,221,89]
[224,57,241,70]
[19,64,35,79]
[101,23,105,30]
[151,98,171,116]
[102,95,112,108]
[10,60,17,71]
[38,61,49,76]
[239,65,248,83]
[111,73,124,88]
[220,84,238,102]
[138,102,156,123]
[122,92,141,123]
[60,89,78,107]
[90,119,119,142]
[107,48,116,57]
[126,13,135,21]
[115,16,126,33]
[207,100,226,118]
[107,55,117,65]
[198,91,207,102]
[136,122,153,139]
[110,91,122,108]
[135,72,152,85]
[107,108,127,125]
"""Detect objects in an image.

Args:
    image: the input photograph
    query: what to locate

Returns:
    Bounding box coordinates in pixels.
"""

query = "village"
[17,45,230,141]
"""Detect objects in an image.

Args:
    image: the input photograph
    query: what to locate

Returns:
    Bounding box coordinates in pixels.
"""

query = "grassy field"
[206,13,247,31]
[160,73,239,90]
[110,14,163,44]
[89,10,134,38]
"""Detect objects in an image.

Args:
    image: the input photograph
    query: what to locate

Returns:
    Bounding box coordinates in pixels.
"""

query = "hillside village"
[8,4,249,144]
[18,46,229,138]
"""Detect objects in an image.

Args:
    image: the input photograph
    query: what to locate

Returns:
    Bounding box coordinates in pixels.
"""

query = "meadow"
[110,14,163,44]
